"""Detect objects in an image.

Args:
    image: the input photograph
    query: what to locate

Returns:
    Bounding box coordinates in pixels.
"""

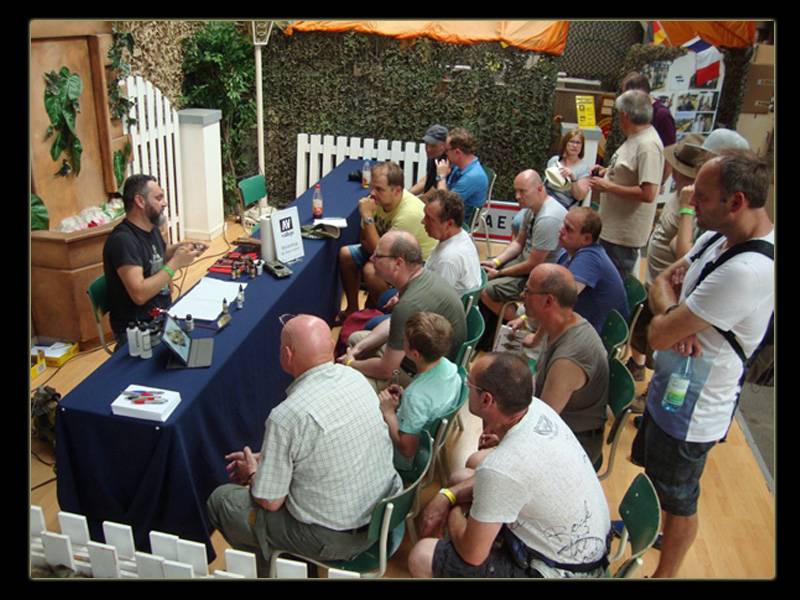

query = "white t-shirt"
[425,229,482,297]
[647,230,775,442]
[471,400,610,566]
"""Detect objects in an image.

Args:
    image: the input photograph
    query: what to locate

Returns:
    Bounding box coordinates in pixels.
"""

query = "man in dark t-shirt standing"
[103,174,206,347]
[410,124,448,197]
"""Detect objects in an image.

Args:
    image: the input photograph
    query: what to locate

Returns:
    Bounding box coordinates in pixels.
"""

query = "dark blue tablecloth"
[56,160,367,561]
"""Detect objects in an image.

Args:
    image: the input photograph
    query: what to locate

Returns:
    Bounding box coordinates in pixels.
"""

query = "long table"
[56,160,367,560]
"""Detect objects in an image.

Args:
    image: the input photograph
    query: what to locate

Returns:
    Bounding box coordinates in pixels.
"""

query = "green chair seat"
[597,357,635,481]
[600,309,628,359]
[455,305,485,368]
[87,274,113,355]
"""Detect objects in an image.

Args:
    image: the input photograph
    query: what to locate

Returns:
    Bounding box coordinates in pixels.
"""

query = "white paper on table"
[313,218,349,229]
[170,277,248,322]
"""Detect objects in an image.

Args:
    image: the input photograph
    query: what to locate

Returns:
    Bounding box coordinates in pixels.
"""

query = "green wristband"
[678,207,696,216]
[161,265,176,278]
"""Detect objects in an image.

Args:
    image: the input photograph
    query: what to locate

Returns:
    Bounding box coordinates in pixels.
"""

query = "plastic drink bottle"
[362,161,371,188]
[662,355,692,412]
[312,184,324,218]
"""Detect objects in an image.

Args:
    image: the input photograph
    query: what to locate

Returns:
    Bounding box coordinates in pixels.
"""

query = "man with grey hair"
[207,314,402,577]
[589,89,665,278]
[340,230,466,392]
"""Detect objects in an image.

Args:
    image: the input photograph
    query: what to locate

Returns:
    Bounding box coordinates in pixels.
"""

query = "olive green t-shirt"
[388,269,467,361]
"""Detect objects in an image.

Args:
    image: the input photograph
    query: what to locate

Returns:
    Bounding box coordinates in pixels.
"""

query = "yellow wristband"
[439,488,457,506]
[161,265,176,278]
[520,315,527,321]
[344,358,353,367]
[493,258,502,268]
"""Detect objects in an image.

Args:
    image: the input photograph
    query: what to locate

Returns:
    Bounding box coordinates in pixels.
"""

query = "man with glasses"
[340,230,466,393]
[434,127,489,229]
[408,352,610,578]
[207,314,402,577]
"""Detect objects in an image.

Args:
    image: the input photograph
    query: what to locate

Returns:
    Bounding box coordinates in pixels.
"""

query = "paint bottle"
[236,284,245,309]
[126,322,140,357]
[139,323,152,359]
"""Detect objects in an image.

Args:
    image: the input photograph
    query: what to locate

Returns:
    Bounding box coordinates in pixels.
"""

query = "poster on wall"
[645,45,725,204]
[646,48,725,142]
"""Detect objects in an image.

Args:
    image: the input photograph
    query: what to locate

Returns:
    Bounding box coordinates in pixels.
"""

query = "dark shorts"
[431,538,543,579]
[599,239,639,280]
[638,411,716,517]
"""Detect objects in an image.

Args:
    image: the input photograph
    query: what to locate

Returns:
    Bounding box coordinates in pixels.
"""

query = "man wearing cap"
[435,127,489,229]
[410,124,449,196]
[627,129,750,387]
[589,90,665,279]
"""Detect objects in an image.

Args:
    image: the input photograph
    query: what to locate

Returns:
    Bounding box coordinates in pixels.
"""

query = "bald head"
[528,263,578,309]
[280,314,335,376]
[513,169,546,210]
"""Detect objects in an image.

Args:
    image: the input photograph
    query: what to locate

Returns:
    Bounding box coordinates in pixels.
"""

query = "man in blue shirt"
[434,127,489,229]
[555,207,629,333]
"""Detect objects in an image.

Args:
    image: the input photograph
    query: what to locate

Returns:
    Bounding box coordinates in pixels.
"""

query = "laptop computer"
[162,314,214,369]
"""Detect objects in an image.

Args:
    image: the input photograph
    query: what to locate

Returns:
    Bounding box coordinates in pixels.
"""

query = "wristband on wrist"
[362,217,375,226]
[520,315,527,321]
[344,357,353,367]
[664,304,680,315]
[161,265,176,278]
[439,488,457,506]
[493,258,502,268]
[678,207,696,216]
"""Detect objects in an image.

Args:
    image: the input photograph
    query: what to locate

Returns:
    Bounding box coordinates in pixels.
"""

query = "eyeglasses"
[465,379,484,394]
[521,288,549,297]
[567,140,582,146]
[278,313,296,326]
[372,253,396,260]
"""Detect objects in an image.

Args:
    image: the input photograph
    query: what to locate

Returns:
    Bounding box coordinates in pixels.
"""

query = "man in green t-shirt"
[336,161,437,323]
[339,230,465,393]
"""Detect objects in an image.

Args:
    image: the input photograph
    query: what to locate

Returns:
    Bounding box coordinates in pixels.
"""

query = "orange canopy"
[657,21,756,48]
[284,20,570,55]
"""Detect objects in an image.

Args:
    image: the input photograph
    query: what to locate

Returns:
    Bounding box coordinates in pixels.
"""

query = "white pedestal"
[178,109,225,241]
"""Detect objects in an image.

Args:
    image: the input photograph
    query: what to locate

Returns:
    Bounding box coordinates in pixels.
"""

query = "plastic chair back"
[461,268,488,314]
[238,174,267,209]
[623,274,647,316]
[455,306,485,368]
[87,274,113,355]
[597,357,635,481]
[609,474,662,577]
[600,309,629,359]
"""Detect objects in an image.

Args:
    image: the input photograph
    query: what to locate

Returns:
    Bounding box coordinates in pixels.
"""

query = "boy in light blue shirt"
[379,312,463,471]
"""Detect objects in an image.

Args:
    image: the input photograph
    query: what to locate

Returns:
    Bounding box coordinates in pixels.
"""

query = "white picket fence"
[123,75,185,244]
[29,505,358,579]
[296,133,428,197]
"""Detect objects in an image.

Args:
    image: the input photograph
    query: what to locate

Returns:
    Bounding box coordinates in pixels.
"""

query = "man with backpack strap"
[634,150,774,578]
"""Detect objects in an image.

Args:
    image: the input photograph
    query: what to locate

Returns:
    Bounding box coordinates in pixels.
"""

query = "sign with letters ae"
[470,201,522,243]
[270,206,304,263]
[575,95,597,129]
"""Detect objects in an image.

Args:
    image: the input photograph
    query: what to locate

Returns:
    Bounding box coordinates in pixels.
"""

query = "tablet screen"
[161,315,191,365]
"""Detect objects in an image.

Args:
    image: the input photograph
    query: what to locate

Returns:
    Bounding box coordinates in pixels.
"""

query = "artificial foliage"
[260,30,559,204]
[181,22,258,214]
[43,67,83,177]
[107,28,137,128]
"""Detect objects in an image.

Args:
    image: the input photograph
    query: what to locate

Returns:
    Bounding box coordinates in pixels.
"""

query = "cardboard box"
[741,64,774,114]
[31,336,79,367]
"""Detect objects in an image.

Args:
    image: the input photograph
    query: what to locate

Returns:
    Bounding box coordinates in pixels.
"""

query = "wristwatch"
[361,216,375,226]
[435,175,444,182]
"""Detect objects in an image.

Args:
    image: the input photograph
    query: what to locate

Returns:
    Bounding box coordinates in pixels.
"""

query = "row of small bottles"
[126,321,160,359]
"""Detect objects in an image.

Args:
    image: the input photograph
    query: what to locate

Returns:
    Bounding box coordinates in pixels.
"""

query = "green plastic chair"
[621,274,648,360]
[600,309,629,359]
[469,166,497,257]
[461,268,488,315]
[237,174,267,234]
[454,305,485,369]
[87,274,113,355]
[269,432,434,579]
[607,473,662,578]
[597,357,635,481]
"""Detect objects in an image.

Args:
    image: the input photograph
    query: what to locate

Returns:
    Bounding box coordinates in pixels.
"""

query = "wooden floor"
[30,222,775,579]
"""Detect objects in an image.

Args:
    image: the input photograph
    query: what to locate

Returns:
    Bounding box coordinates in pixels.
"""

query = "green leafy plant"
[107,29,137,128]
[44,67,83,177]
[31,193,49,231]
[181,22,257,215]
[113,141,133,190]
